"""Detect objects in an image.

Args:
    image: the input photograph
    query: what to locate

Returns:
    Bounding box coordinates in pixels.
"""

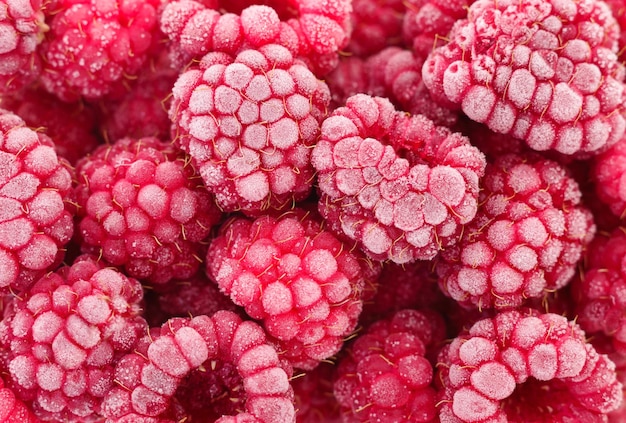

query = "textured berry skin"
[334,309,442,423]
[170,45,330,214]
[346,0,405,57]
[102,311,296,423]
[39,0,163,101]
[312,93,486,263]
[325,55,369,110]
[292,361,342,423]
[573,228,626,357]
[437,152,595,310]
[74,136,222,285]
[0,376,39,423]
[0,255,147,421]
[592,135,626,219]
[206,209,376,370]
[0,86,101,164]
[0,109,75,294]
[436,310,623,422]
[0,0,44,92]
[423,0,626,156]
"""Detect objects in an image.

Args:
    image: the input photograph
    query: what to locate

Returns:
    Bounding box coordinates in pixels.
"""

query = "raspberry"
[74,136,222,285]
[436,309,623,422]
[346,0,406,57]
[573,228,626,357]
[334,309,442,422]
[437,152,595,310]
[0,0,45,93]
[0,255,147,421]
[170,44,330,214]
[312,93,486,263]
[0,85,101,164]
[0,109,75,294]
[102,311,296,423]
[0,376,39,423]
[206,209,376,370]
[592,135,626,219]
[39,0,163,101]
[325,55,369,109]
[422,0,626,156]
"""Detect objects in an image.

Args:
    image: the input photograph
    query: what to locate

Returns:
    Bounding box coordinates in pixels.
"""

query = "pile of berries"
[1,0,626,422]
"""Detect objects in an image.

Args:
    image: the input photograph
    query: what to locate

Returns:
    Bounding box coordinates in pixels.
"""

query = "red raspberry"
[312,93,486,263]
[0,109,75,294]
[170,45,330,214]
[0,255,147,421]
[0,0,45,93]
[437,309,623,422]
[422,0,626,156]
[325,55,369,109]
[0,85,101,164]
[292,361,342,423]
[0,376,39,423]
[592,135,626,219]
[334,309,442,422]
[437,152,595,310]
[74,136,222,285]
[606,0,626,56]
[206,209,376,370]
[346,0,406,57]
[102,311,296,423]
[39,0,163,101]
[573,228,626,357]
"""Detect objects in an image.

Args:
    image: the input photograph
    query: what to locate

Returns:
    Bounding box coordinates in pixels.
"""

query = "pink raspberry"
[437,309,623,422]
[74,136,222,285]
[0,0,45,93]
[169,45,330,214]
[39,0,163,101]
[0,255,147,421]
[102,311,296,423]
[312,93,486,263]
[0,109,75,294]
[325,55,369,109]
[0,86,101,164]
[572,228,626,357]
[206,209,377,370]
[592,135,626,218]
[422,0,626,156]
[606,0,626,55]
[437,152,595,310]
[0,376,39,423]
[346,0,406,57]
[333,309,442,422]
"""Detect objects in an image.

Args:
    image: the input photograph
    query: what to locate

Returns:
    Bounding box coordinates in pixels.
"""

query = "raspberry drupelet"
[422,0,626,156]
[74,136,222,285]
[592,135,626,219]
[312,93,486,263]
[436,152,595,310]
[39,0,164,101]
[102,311,296,423]
[169,44,330,214]
[436,309,623,422]
[0,0,45,93]
[0,255,148,421]
[346,0,406,57]
[206,208,377,370]
[333,309,443,423]
[0,109,75,294]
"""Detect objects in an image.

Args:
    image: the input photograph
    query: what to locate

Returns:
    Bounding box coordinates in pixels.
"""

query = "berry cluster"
[0,0,626,422]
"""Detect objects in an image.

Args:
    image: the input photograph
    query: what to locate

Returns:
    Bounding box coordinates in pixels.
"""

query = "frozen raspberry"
[437,152,595,310]
[402,0,471,57]
[97,51,179,142]
[591,135,626,219]
[312,93,486,263]
[292,361,342,423]
[0,0,45,93]
[74,136,221,285]
[346,0,406,57]
[572,228,626,357]
[334,309,442,422]
[39,0,163,101]
[0,376,39,423]
[0,109,75,294]
[365,46,459,127]
[422,0,626,156]
[606,0,626,55]
[0,85,101,164]
[325,55,368,109]
[0,255,147,421]
[437,309,623,422]
[170,45,330,214]
[102,311,296,423]
[206,209,377,370]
